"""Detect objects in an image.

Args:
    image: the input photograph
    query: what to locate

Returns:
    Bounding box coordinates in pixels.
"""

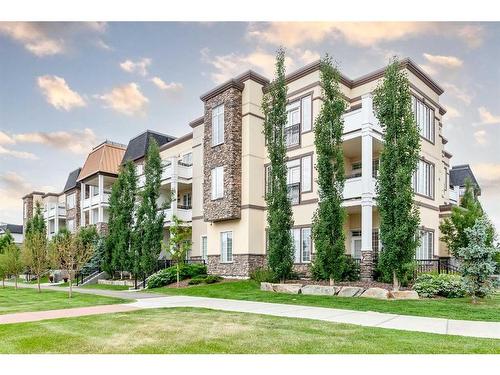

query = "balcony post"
[171,157,178,217]
[360,93,375,281]
[98,174,104,223]
[80,183,85,227]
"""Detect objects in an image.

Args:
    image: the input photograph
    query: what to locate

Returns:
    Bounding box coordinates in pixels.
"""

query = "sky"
[0,22,499,230]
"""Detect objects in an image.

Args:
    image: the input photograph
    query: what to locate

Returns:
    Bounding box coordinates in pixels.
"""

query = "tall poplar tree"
[262,48,294,282]
[131,139,165,281]
[104,160,137,277]
[23,201,48,292]
[373,58,421,290]
[311,56,347,284]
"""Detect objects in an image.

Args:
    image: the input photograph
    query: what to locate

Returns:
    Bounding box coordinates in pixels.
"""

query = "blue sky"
[1,22,500,231]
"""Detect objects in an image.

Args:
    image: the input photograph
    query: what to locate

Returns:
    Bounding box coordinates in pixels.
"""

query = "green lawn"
[0,307,498,354]
[0,287,128,315]
[148,280,500,322]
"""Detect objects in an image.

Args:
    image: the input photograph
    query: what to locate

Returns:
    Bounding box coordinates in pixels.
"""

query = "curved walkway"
[3,283,500,339]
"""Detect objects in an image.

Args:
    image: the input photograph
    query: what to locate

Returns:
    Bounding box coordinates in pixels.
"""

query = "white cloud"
[445,105,462,119]
[0,22,107,57]
[293,48,320,65]
[12,128,97,155]
[150,77,183,92]
[97,83,149,116]
[423,53,463,68]
[478,107,500,125]
[0,145,38,160]
[442,83,472,105]
[37,75,86,111]
[201,47,294,84]
[0,131,15,145]
[474,130,487,145]
[120,58,151,76]
[473,163,500,185]
[247,22,484,49]
[95,39,112,51]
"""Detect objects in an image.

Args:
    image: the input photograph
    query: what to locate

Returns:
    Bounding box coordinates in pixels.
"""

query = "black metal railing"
[415,258,460,275]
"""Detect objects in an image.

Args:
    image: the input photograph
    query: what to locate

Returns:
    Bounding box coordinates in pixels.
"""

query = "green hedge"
[413,273,466,298]
[187,275,223,285]
[146,264,207,289]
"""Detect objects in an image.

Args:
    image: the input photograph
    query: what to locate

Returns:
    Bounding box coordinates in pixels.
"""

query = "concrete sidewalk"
[129,295,500,339]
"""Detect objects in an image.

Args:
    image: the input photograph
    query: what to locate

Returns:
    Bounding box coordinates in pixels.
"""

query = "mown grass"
[148,280,500,322]
[0,307,498,354]
[0,287,127,315]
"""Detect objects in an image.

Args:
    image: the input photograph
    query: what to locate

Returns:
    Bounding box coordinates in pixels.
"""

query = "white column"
[80,182,85,227]
[360,93,374,281]
[98,175,104,223]
[171,157,178,217]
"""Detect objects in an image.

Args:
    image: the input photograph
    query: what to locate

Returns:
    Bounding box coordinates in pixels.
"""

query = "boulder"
[301,285,340,296]
[360,287,390,299]
[260,282,274,292]
[272,283,303,294]
[337,286,364,297]
[390,290,420,300]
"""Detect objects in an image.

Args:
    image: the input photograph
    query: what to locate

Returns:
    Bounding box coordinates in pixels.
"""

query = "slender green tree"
[373,58,421,290]
[0,253,7,287]
[262,48,294,282]
[163,215,192,287]
[25,201,46,236]
[0,230,14,253]
[131,138,165,282]
[105,160,137,277]
[440,178,495,258]
[3,243,23,289]
[311,56,347,284]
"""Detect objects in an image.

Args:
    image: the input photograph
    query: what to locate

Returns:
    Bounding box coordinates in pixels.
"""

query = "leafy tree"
[50,228,96,298]
[131,138,165,283]
[457,217,499,303]
[0,230,15,253]
[82,234,105,274]
[0,253,7,287]
[3,243,23,289]
[163,215,192,287]
[25,201,46,236]
[373,58,421,290]
[104,160,137,278]
[440,178,495,257]
[22,231,49,292]
[262,47,294,283]
[311,55,347,284]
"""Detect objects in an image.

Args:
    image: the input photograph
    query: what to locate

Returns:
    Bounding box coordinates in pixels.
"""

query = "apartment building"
[19,57,480,282]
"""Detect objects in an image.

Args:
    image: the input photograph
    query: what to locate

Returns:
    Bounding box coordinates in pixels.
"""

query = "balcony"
[82,191,111,209]
[44,204,66,219]
[343,176,377,204]
[343,108,363,134]
[161,206,192,225]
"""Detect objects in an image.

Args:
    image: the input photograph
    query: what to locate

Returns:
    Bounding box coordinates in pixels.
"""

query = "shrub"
[342,256,360,281]
[146,263,207,289]
[204,275,223,284]
[413,273,466,298]
[187,274,222,285]
[250,267,277,283]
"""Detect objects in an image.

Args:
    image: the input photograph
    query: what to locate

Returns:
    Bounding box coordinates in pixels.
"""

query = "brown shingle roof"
[77,141,126,182]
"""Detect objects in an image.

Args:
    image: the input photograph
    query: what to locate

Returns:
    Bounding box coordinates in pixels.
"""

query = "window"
[444,166,449,191]
[301,95,312,132]
[286,159,301,204]
[351,162,362,178]
[67,219,75,233]
[212,104,224,146]
[372,159,380,178]
[221,231,233,263]
[201,236,208,261]
[416,230,434,260]
[301,155,312,192]
[290,227,312,263]
[413,159,434,198]
[285,101,300,147]
[66,193,75,209]
[351,230,362,259]
[292,228,301,263]
[372,229,381,254]
[181,193,192,209]
[180,153,192,166]
[265,165,271,196]
[92,209,99,224]
[211,166,224,200]
[412,96,435,143]
[301,228,312,263]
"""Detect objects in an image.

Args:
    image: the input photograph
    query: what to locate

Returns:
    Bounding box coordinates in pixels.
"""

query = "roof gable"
[77,141,126,182]
[122,130,175,164]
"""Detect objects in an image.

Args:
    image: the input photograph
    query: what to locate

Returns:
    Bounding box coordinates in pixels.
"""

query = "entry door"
[351,235,362,259]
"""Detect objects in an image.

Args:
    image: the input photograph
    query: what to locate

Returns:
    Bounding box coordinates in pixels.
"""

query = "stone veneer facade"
[202,85,243,222]
[207,254,266,277]
[65,188,81,231]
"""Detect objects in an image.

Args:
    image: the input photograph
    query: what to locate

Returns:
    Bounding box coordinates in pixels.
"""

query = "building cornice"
[189,116,204,129]
[21,191,45,199]
[200,79,245,102]
[159,132,193,152]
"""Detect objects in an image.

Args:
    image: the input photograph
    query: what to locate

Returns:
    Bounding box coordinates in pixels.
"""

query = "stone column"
[360,94,375,281]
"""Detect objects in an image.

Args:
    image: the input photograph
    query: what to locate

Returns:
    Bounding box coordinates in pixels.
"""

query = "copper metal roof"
[77,141,126,182]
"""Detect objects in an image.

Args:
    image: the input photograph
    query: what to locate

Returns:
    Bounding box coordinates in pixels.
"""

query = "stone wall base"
[207,254,266,278]
[360,250,374,281]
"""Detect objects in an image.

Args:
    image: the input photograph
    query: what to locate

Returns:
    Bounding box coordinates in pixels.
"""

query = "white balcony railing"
[343,109,363,134]
[82,192,111,208]
[343,177,363,200]
[161,207,192,225]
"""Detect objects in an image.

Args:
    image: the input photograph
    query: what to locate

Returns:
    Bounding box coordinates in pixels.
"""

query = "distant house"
[0,223,23,245]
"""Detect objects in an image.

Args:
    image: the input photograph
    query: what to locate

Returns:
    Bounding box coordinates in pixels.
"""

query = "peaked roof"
[450,164,481,195]
[122,130,175,164]
[63,167,82,193]
[77,141,126,182]
[0,224,23,234]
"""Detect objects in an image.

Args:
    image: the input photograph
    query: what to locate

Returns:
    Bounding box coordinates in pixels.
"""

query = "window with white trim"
[291,227,312,263]
[301,155,312,192]
[413,159,434,198]
[412,96,435,143]
[180,153,193,166]
[212,104,224,146]
[301,95,312,132]
[220,231,233,263]
[286,159,301,204]
[211,166,224,200]
[416,229,434,260]
[285,101,300,147]
[201,236,207,261]
[66,193,75,209]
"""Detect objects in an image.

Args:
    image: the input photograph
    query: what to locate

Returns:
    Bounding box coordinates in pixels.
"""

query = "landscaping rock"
[360,287,390,299]
[272,283,303,294]
[260,282,274,292]
[301,285,340,296]
[390,290,420,300]
[337,286,364,297]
